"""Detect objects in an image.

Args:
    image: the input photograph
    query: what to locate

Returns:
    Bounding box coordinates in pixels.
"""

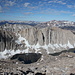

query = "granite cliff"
[0,23,75,58]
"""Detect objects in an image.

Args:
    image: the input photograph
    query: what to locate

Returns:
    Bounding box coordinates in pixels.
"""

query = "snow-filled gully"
[0,34,74,59]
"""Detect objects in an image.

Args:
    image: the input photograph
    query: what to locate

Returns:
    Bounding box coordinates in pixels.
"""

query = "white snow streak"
[0,34,74,59]
[0,49,29,59]
[67,41,74,48]
[15,34,74,53]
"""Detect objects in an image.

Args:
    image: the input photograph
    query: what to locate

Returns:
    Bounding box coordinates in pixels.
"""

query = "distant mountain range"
[0,20,75,27]
[43,20,75,33]
[0,20,40,26]
[0,20,75,32]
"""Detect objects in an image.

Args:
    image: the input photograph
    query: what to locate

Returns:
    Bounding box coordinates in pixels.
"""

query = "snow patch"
[15,34,75,54]
[62,44,67,48]
[15,34,30,47]
[48,43,55,50]
[54,44,59,48]
[40,55,44,61]
[0,33,74,59]
[67,41,74,48]
[0,49,29,59]
[59,44,63,47]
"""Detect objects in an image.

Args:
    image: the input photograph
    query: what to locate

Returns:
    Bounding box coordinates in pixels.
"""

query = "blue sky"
[0,0,75,22]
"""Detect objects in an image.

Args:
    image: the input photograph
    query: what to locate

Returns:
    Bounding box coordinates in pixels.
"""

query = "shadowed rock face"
[0,29,16,51]
[11,53,42,64]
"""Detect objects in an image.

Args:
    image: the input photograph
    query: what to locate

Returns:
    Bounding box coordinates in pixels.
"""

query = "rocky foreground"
[0,51,75,75]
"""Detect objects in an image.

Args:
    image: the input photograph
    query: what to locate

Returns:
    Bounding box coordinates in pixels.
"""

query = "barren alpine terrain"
[0,50,75,75]
[0,20,75,75]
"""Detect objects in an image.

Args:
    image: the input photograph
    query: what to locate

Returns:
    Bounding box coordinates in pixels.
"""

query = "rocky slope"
[0,22,75,59]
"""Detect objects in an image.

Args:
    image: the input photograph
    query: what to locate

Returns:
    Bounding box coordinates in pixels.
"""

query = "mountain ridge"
[0,22,75,59]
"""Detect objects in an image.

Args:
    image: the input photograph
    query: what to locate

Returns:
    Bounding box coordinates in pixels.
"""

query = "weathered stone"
[0,24,75,54]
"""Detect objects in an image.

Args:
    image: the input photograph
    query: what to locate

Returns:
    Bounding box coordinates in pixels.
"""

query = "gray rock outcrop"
[0,24,75,58]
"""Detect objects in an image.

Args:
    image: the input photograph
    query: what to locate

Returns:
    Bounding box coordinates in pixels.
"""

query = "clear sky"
[0,0,75,22]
